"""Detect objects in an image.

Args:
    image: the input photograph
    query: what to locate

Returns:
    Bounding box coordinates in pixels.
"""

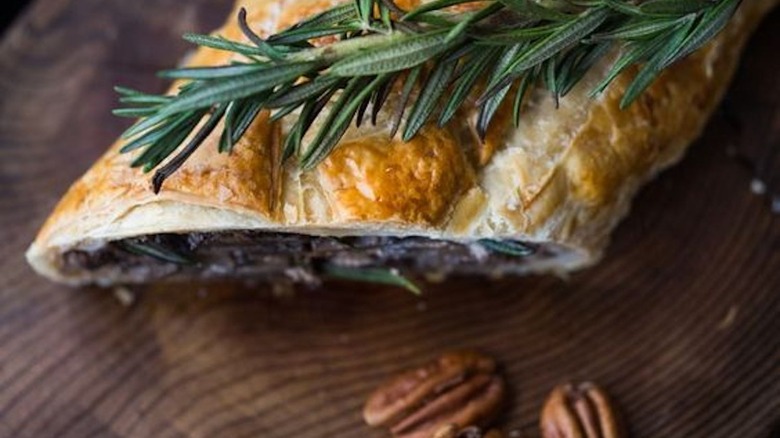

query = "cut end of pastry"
[26,230,594,288]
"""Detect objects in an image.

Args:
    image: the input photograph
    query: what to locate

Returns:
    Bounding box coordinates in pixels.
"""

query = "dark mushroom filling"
[62,231,572,286]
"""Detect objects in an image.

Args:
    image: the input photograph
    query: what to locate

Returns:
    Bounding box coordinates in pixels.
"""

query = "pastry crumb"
[113,286,136,307]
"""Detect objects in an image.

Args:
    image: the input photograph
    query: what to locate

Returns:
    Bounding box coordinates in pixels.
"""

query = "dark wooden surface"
[0,1,30,33]
[1,1,779,437]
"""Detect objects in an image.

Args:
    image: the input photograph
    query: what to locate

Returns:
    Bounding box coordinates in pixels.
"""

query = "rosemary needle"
[323,265,422,295]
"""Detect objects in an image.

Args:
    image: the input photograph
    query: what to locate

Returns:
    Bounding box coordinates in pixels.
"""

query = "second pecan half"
[540,382,625,438]
[363,350,506,438]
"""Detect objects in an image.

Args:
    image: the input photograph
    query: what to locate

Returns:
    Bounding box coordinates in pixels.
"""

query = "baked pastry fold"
[26,0,778,286]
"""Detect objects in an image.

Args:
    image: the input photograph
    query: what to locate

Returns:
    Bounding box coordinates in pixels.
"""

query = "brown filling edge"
[61,231,574,286]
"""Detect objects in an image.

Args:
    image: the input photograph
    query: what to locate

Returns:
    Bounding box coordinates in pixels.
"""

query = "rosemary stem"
[287,33,405,64]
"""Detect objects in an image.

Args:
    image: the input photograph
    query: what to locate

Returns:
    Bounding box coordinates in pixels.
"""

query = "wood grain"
[1,1,779,437]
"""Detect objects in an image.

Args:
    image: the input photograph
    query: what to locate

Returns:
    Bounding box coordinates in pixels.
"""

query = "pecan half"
[363,351,505,438]
[540,382,625,438]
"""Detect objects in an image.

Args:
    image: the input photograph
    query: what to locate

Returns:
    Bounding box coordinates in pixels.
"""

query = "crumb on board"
[113,286,136,307]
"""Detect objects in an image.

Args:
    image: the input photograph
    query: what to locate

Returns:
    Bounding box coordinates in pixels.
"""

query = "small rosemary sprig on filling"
[323,265,423,294]
[115,0,742,192]
[479,239,537,257]
[117,240,196,265]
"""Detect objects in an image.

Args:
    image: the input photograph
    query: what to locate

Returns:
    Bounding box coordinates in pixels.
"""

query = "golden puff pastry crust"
[27,0,778,285]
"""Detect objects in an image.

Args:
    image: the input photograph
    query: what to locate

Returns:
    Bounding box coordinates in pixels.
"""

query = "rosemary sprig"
[118,240,196,265]
[323,265,422,294]
[479,239,537,257]
[115,0,741,192]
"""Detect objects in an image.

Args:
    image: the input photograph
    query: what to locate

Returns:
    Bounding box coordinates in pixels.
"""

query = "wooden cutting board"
[1,1,778,437]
